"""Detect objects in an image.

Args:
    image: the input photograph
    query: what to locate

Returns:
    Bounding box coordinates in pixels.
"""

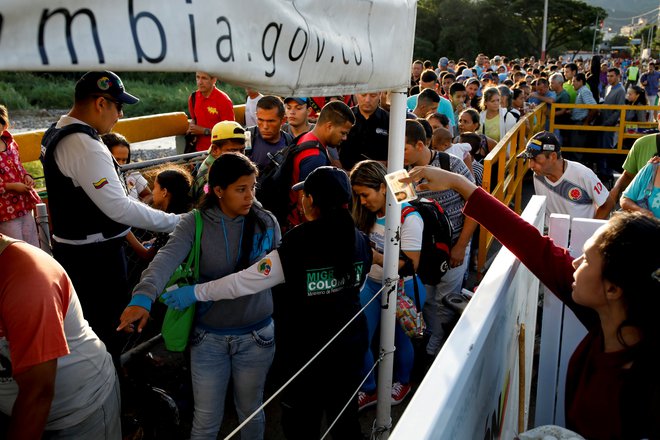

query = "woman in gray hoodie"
[119,153,280,440]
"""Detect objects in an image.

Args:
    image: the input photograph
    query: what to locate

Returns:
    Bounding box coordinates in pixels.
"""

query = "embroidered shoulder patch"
[93,178,109,189]
[257,258,272,276]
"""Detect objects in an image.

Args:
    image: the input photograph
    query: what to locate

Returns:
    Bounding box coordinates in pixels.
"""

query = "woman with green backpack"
[118,153,280,440]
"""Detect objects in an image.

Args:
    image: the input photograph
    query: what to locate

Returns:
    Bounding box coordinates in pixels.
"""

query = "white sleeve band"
[194,250,285,301]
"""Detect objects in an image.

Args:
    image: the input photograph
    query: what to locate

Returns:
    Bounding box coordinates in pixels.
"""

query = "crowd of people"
[0,53,659,439]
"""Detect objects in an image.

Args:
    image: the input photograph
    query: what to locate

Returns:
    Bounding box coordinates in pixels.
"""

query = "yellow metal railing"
[548,102,659,154]
[477,101,660,276]
[14,104,246,164]
[477,103,547,277]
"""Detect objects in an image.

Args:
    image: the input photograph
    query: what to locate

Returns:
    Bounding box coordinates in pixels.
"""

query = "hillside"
[585,0,658,32]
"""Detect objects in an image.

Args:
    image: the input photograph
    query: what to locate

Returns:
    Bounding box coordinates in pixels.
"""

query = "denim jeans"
[424,243,470,355]
[359,276,425,393]
[43,373,121,440]
[189,320,275,440]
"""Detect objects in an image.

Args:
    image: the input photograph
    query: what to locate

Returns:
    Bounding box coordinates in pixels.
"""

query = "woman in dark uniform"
[163,166,372,440]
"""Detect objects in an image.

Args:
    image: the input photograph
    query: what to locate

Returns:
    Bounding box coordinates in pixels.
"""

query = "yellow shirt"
[484,114,500,141]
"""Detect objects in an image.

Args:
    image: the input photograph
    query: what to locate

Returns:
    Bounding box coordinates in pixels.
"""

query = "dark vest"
[40,123,128,241]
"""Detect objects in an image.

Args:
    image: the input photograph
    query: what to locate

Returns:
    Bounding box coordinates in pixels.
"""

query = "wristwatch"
[204,128,211,136]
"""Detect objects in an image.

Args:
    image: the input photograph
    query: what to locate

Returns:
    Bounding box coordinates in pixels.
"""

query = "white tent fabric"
[1,0,417,96]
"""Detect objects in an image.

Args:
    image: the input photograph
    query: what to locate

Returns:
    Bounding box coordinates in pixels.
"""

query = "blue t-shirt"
[528,91,557,105]
[623,162,660,218]
[406,94,457,127]
[248,130,288,171]
[642,71,660,96]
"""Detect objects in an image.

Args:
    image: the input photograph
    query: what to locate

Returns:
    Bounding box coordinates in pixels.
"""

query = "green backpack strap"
[191,209,202,281]
[176,209,203,281]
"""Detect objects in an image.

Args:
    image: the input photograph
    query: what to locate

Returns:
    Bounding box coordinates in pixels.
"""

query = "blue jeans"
[359,277,425,393]
[189,320,275,440]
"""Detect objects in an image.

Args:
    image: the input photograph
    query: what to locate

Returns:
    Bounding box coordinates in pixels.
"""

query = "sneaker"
[358,390,378,411]
[390,382,411,406]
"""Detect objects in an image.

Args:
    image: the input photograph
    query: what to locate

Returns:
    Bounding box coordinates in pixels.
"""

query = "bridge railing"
[13,104,247,164]
[477,103,547,276]
[548,102,659,155]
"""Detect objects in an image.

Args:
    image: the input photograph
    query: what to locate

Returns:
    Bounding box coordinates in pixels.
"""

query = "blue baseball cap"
[75,70,139,104]
[517,131,561,159]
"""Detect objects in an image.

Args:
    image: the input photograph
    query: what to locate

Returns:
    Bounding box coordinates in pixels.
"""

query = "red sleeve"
[0,243,70,375]
[464,188,577,300]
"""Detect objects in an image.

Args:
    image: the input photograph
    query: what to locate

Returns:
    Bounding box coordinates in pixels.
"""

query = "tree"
[413,0,607,60]
[503,0,607,56]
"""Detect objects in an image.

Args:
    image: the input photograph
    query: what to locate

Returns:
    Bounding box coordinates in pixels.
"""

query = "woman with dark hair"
[124,165,193,263]
[586,55,602,102]
[349,160,425,411]
[625,84,648,123]
[404,165,660,440]
[119,153,280,439]
[102,132,153,204]
[510,87,526,118]
[457,108,496,161]
[161,166,372,440]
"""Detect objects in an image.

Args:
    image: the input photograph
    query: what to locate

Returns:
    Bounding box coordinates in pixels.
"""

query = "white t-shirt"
[245,94,263,127]
[444,142,472,160]
[533,159,609,221]
[367,204,423,281]
[0,241,116,430]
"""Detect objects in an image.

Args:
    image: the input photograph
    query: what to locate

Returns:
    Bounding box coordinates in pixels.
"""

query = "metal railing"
[548,102,659,154]
[477,103,547,277]
[14,104,247,164]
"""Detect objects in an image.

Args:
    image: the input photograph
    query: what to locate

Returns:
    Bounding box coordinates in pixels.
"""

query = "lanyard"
[220,216,244,265]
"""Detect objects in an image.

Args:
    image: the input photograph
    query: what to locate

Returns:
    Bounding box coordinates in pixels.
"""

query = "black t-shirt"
[339,106,390,170]
[276,220,372,364]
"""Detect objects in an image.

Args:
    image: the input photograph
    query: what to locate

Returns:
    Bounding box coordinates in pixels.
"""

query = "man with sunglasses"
[518,131,611,223]
[40,71,180,361]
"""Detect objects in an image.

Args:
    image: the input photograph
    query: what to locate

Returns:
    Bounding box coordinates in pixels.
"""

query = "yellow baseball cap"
[211,121,246,143]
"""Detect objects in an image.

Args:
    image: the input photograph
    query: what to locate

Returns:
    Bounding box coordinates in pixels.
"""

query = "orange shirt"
[0,240,70,375]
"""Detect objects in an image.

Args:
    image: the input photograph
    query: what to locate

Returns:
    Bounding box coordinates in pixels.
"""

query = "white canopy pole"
[373,88,408,438]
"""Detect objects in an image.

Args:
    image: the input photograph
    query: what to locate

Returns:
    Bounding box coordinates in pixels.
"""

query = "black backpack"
[399,197,453,286]
[256,135,327,226]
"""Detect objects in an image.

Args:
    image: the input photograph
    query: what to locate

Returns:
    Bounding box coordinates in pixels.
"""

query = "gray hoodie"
[133,205,280,331]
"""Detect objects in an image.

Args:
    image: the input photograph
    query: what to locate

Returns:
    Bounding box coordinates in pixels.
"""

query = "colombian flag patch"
[257,258,272,276]
[93,178,109,189]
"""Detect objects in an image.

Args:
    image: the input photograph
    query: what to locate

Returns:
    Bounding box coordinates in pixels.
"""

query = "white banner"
[0,0,417,96]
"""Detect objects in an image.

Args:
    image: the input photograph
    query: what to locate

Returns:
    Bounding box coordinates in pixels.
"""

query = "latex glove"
[161,285,197,310]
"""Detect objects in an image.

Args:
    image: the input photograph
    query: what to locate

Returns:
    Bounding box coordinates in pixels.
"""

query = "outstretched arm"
[403,166,576,299]
[161,250,285,310]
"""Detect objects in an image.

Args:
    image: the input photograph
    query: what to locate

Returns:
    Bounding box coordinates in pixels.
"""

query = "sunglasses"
[93,95,123,113]
[0,117,5,126]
